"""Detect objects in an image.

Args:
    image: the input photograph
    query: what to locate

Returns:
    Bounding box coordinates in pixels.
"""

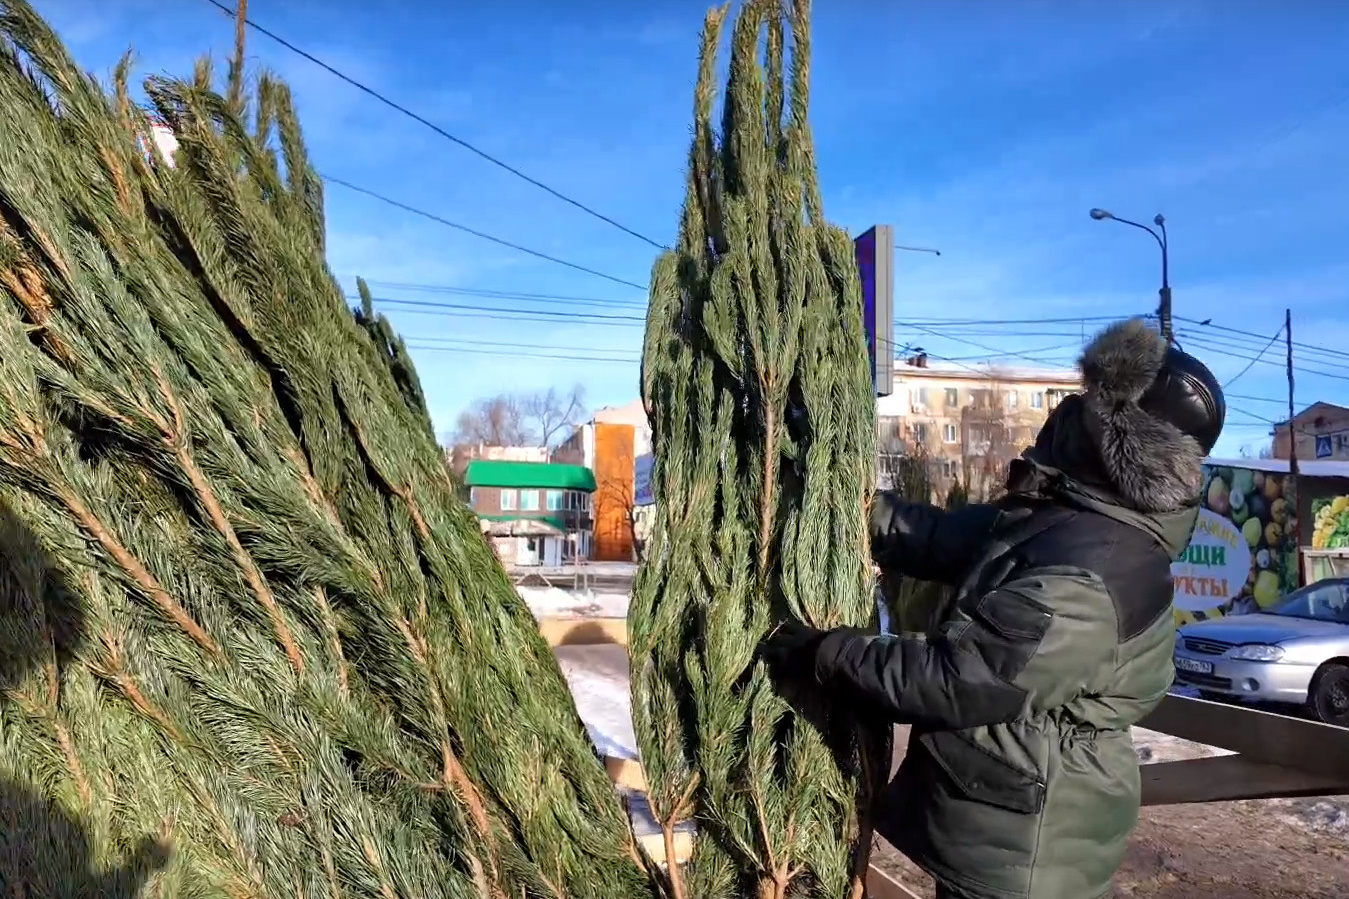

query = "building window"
[910,387,929,409]
[943,423,958,443]
[500,489,517,511]
[941,458,958,478]
[912,423,928,444]
[878,417,905,452]
[1030,392,1044,410]
[546,489,563,511]
[1006,390,1018,408]
[469,487,478,506]
[520,489,540,511]
[944,388,959,408]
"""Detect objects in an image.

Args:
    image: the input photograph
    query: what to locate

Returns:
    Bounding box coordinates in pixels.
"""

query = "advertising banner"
[634,454,654,507]
[1173,463,1298,623]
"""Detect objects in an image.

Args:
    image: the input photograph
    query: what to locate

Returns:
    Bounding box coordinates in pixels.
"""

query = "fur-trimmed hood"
[1024,319,1205,514]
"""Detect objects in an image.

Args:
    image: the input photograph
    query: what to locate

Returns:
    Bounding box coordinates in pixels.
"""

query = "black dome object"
[1137,345,1226,454]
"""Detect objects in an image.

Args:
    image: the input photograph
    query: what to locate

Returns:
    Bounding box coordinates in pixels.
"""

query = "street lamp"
[1089,207,1171,342]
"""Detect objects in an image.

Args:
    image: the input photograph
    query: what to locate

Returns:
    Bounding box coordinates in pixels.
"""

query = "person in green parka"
[765,318,1226,899]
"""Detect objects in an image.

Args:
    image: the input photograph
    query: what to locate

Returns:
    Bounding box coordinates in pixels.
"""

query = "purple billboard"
[853,225,893,396]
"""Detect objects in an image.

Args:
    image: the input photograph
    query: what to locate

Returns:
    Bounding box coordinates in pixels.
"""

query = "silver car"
[1172,577,1349,726]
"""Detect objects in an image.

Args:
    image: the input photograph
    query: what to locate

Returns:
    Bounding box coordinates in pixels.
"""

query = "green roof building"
[464,460,596,568]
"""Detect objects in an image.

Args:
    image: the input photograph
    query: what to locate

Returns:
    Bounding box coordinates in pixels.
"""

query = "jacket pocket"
[919,729,1046,816]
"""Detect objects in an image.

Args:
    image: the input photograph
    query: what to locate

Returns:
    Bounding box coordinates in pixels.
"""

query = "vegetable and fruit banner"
[1173,464,1298,624]
[1311,494,1349,550]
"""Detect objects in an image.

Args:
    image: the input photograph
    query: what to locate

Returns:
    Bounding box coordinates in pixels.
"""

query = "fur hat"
[1077,319,1224,513]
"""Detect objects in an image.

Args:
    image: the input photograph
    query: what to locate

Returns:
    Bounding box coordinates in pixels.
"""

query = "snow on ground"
[520,585,629,620]
[553,644,637,760]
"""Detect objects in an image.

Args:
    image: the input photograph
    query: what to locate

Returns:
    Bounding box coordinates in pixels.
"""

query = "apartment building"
[1272,402,1349,462]
[875,353,1080,498]
[552,399,654,561]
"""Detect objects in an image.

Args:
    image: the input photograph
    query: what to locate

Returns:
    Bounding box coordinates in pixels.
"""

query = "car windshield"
[1270,581,1349,624]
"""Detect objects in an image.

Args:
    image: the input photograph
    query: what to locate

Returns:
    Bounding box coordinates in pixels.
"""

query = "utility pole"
[1285,308,1302,584]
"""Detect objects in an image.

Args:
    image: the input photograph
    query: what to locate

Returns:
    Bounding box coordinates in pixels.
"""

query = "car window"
[1274,581,1349,623]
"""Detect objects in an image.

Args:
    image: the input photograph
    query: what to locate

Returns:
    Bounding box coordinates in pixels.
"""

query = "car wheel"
[1309,663,1349,727]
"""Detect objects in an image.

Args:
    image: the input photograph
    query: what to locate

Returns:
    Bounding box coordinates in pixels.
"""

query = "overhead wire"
[324,177,648,290]
[202,0,666,249]
[1221,326,1284,389]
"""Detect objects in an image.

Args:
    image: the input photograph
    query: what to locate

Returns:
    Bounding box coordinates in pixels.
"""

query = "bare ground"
[869,726,1349,898]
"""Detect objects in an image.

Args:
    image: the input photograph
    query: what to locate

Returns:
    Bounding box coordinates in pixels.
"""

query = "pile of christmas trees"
[0,1,648,894]
[0,0,886,894]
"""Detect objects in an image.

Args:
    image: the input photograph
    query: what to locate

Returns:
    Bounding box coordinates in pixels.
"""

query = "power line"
[1178,315,1349,363]
[324,177,647,290]
[404,343,637,364]
[202,0,665,250]
[1221,326,1284,389]
[359,294,644,322]
[361,296,644,327]
[410,335,639,356]
[1179,330,1349,383]
[352,279,646,310]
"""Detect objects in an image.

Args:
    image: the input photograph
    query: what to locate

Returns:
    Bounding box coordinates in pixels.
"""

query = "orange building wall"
[592,422,636,561]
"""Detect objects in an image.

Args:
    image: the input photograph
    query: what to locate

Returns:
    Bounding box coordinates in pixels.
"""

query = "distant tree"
[524,385,588,447]
[961,378,1019,502]
[448,383,588,448]
[451,394,531,446]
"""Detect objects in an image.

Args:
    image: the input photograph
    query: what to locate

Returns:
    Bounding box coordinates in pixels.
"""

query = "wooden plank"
[635,829,694,865]
[606,756,647,792]
[538,617,627,647]
[867,864,925,899]
[1141,753,1349,806]
[1138,694,1349,779]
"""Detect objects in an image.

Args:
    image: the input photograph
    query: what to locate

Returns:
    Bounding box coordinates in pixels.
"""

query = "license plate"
[1174,657,1214,675]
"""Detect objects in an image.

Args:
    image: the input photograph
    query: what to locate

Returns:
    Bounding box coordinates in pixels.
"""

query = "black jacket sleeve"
[813,567,1118,731]
[869,492,1000,585]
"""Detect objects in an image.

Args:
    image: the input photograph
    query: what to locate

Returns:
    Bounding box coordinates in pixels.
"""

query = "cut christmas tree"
[629,1,890,897]
[0,1,650,895]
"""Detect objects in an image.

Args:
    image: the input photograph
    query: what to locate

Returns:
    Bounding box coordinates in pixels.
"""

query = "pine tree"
[0,2,652,895]
[629,2,890,897]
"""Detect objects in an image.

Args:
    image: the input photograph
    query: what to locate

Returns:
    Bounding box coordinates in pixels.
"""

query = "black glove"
[759,620,829,683]
[868,490,901,564]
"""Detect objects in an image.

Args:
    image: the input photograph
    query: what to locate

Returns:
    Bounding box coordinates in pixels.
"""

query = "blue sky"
[45,0,1349,456]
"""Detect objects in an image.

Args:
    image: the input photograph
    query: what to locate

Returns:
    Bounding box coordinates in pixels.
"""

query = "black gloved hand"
[760,620,829,683]
[868,490,900,564]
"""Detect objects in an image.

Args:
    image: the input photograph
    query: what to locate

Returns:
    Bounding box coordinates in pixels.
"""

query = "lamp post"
[1089,208,1171,342]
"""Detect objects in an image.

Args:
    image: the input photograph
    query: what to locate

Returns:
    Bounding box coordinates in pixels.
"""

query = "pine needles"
[630,1,889,897]
[0,1,651,895]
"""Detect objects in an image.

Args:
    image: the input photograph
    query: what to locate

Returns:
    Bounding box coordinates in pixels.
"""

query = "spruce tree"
[0,2,651,895]
[629,2,890,897]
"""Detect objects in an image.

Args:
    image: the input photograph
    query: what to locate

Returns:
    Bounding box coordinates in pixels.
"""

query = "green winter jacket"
[814,465,1198,899]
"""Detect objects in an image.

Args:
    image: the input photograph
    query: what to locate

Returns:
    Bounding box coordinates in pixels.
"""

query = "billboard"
[634,454,654,507]
[1174,462,1298,622]
[853,225,894,396]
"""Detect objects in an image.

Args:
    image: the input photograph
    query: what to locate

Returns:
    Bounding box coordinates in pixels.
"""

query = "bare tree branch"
[450,394,532,446]
[447,384,589,449]
[525,384,588,447]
